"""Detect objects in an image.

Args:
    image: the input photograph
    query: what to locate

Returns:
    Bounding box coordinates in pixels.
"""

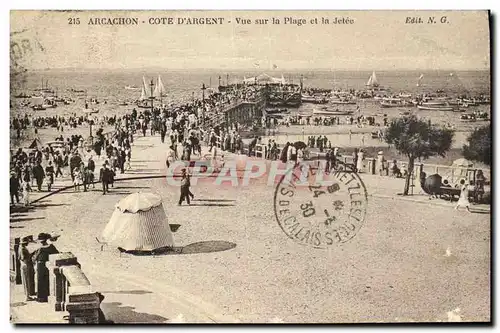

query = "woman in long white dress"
[356,149,365,173]
[455,179,471,212]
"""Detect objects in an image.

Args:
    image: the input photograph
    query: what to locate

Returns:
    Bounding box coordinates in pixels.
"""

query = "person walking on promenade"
[377,151,386,176]
[10,171,20,205]
[32,161,45,191]
[54,152,64,178]
[125,147,132,171]
[474,170,486,204]
[69,152,82,182]
[352,148,358,172]
[22,181,31,207]
[88,155,95,174]
[19,237,36,301]
[73,165,83,192]
[166,146,175,169]
[356,149,364,173]
[455,179,472,213]
[99,163,111,195]
[45,161,55,192]
[119,147,126,174]
[32,233,59,302]
[178,169,191,206]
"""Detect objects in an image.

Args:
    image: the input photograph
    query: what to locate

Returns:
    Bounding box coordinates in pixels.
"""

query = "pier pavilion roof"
[243,73,286,85]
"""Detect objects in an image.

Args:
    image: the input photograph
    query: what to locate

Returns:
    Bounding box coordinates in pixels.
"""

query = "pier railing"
[253,143,490,185]
[48,252,101,324]
[10,247,101,324]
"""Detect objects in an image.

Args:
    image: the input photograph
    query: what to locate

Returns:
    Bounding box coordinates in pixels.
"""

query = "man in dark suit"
[10,171,20,205]
[99,163,111,195]
[32,162,45,191]
[178,169,191,206]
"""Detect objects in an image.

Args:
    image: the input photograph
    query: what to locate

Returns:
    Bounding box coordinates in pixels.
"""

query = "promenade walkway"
[10,133,491,323]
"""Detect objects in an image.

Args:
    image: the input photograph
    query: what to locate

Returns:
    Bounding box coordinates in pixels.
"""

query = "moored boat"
[417,105,454,111]
[421,100,447,107]
[460,114,476,122]
[330,98,356,105]
[313,108,354,116]
[380,98,409,108]
[265,108,289,114]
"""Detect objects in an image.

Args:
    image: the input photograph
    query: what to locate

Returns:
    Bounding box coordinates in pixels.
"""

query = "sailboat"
[153,75,166,103]
[417,74,424,87]
[365,71,379,88]
[137,76,152,108]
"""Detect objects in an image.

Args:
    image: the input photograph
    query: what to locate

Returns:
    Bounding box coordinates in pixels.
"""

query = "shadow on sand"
[10,217,45,223]
[192,199,236,202]
[119,240,236,256]
[101,301,168,323]
[99,290,152,295]
[187,203,235,207]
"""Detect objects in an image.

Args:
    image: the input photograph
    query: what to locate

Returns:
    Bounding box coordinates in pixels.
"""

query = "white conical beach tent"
[102,192,174,251]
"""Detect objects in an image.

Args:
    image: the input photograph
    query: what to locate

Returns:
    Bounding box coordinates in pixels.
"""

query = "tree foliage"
[384,116,454,160]
[384,116,455,195]
[462,125,491,166]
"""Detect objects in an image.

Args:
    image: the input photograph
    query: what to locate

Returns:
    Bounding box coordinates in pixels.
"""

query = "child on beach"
[73,167,82,192]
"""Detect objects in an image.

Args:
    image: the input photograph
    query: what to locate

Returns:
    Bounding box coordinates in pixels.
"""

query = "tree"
[384,116,454,195]
[462,125,491,166]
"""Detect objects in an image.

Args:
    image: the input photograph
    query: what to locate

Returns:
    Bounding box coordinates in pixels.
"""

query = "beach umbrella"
[102,192,174,252]
[423,174,442,196]
[293,141,307,150]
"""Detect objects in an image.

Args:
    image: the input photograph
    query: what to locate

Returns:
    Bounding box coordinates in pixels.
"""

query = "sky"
[10,10,491,71]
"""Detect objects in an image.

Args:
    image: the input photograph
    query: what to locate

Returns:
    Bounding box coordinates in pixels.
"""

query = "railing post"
[49,252,79,311]
[61,266,99,324]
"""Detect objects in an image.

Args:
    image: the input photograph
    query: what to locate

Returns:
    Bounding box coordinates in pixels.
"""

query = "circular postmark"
[273,163,368,249]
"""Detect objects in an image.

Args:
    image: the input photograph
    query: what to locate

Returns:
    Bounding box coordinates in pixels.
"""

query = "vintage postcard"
[9,10,491,324]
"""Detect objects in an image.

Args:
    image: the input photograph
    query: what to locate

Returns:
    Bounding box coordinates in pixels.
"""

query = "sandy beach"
[10,132,490,323]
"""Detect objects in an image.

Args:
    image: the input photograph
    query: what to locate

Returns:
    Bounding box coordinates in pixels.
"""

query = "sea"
[10,69,490,141]
[9,69,491,167]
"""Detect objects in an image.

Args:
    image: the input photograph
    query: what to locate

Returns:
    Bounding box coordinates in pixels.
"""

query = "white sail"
[366,75,373,86]
[142,76,151,99]
[139,86,146,101]
[417,74,424,86]
[371,71,379,86]
[153,75,166,98]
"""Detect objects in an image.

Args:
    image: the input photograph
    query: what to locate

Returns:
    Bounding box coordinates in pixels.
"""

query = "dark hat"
[21,236,33,244]
[37,232,51,241]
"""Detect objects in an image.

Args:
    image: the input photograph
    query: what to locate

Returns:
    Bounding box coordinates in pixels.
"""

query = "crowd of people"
[281,114,380,127]
[9,118,137,204]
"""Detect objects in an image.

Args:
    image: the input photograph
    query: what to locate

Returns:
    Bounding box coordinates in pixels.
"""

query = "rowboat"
[313,108,354,116]
[330,99,356,105]
[417,105,454,111]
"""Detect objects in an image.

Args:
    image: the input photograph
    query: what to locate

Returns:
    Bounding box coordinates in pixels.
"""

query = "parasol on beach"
[293,141,307,150]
